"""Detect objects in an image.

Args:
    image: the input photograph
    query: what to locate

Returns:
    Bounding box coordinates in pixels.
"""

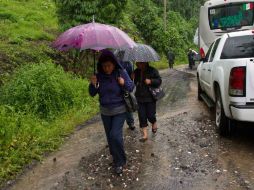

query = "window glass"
[209,38,221,62]
[205,42,214,62]
[221,35,254,59]
[209,3,254,30]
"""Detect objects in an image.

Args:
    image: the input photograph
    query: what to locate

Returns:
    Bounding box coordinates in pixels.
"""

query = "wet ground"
[3,68,254,190]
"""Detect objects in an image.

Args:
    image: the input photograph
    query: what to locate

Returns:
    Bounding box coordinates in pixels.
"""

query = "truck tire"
[215,87,232,137]
[197,77,203,101]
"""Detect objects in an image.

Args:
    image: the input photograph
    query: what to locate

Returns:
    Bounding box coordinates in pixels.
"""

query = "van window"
[221,35,254,59]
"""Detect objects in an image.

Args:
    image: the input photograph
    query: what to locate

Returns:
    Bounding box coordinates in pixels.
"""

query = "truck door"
[201,42,214,93]
[205,38,221,97]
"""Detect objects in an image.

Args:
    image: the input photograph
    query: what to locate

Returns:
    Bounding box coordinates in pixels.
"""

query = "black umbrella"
[120,43,160,62]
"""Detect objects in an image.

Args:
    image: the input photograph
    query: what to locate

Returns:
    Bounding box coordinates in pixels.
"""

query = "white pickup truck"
[197,30,254,136]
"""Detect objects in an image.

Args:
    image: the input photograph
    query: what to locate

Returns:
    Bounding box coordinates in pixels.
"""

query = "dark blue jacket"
[89,50,134,108]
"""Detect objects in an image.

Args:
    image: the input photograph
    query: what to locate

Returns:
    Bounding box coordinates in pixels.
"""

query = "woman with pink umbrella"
[89,49,134,174]
[53,22,136,175]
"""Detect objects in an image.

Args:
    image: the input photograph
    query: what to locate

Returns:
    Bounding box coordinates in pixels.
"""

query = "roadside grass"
[0,107,98,184]
[0,62,99,185]
[150,55,187,70]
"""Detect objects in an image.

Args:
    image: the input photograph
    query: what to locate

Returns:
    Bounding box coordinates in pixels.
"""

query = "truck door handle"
[203,69,206,71]
[208,69,211,72]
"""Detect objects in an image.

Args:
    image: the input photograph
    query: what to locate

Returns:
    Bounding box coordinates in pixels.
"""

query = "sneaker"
[128,124,135,130]
[115,166,123,175]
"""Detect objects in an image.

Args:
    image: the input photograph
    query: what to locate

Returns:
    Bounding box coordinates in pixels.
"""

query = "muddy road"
[5,69,254,190]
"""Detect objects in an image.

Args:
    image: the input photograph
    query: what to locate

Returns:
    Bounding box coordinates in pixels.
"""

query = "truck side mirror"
[201,57,208,62]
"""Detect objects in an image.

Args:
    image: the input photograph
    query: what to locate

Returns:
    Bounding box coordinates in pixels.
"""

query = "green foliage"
[0,0,58,84]
[55,0,128,30]
[153,0,206,19]
[0,0,57,43]
[0,62,98,183]
[0,62,94,119]
[0,105,98,183]
[128,0,196,64]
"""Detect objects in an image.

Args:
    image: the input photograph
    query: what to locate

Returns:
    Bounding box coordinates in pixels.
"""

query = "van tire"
[215,87,232,137]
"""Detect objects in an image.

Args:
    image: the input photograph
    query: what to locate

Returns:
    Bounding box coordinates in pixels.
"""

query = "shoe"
[139,137,148,142]
[109,162,115,167]
[128,124,135,130]
[152,127,157,133]
[152,123,158,134]
[115,166,123,175]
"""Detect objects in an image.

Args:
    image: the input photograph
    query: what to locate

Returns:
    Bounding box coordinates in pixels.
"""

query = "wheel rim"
[216,96,221,127]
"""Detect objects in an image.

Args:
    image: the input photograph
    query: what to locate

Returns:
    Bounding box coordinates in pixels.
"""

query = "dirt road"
[5,69,254,190]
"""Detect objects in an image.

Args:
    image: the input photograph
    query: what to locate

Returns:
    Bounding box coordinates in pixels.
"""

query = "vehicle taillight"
[200,48,205,59]
[229,67,246,96]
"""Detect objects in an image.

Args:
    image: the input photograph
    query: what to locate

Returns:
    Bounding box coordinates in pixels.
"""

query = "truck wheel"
[215,88,232,137]
[197,77,202,101]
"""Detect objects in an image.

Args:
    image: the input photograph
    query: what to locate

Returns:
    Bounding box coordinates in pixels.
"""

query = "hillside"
[0,0,58,84]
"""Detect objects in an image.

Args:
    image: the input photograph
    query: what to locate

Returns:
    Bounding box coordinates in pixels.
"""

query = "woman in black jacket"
[133,62,162,142]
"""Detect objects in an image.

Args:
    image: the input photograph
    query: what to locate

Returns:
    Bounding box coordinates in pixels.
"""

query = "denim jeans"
[126,112,134,126]
[101,113,127,167]
[138,101,157,128]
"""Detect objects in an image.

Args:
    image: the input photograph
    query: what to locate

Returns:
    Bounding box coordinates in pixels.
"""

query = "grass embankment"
[0,0,58,84]
[0,62,98,185]
[150,56,187,70]
[0,0,98,185]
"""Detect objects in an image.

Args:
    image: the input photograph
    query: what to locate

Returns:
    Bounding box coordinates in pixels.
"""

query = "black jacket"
[134,66,162,102]
[167,51,175,63]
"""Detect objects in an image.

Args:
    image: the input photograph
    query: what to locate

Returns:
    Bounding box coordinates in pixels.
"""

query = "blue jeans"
[126,112,134,126]
[101,113,127,167]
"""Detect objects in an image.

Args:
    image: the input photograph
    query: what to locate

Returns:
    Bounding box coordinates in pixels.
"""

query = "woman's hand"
[145,79,152,85]
[131,72,135,80]
[90,75,97,86]
[118,77,125,86]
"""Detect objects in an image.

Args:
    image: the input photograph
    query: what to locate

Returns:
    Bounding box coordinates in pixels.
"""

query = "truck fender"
[213,67,231,118]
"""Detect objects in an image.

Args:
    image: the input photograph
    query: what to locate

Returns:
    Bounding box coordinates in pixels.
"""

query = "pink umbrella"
[52,22,136,51]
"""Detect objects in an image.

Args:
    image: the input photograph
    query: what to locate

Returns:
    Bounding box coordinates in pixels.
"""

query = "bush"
[0,62,94,119]
[55,0,127,30]
[0,62,98,184]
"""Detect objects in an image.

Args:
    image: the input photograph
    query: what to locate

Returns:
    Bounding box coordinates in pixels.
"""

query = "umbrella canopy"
[121,43,160,62]
[52,22,136,51]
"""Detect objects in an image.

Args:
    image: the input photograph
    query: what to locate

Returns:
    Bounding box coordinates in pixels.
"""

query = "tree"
[55,0,127,30]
